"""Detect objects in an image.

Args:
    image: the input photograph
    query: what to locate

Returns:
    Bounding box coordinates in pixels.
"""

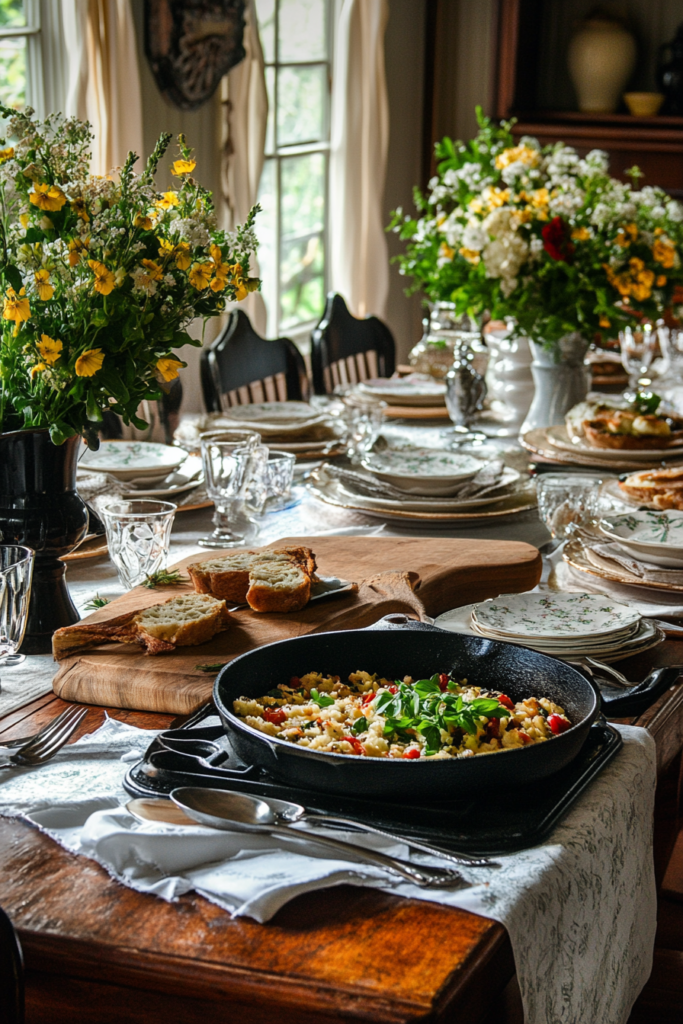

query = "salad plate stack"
[307,447,536,525]
[355,374,449,419]
[435,592,664,662]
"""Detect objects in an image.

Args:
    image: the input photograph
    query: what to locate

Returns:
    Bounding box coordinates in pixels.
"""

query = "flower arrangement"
[390,110,683,348]
[0,105,259,445]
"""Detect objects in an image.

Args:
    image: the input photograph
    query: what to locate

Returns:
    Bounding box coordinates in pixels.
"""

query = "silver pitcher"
[445,345,487,428]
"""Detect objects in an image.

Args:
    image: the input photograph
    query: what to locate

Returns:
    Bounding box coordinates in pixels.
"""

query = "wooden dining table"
[1,638,683,1024]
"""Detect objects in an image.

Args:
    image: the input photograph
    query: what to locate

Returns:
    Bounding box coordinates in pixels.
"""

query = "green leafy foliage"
[309,688,335,708]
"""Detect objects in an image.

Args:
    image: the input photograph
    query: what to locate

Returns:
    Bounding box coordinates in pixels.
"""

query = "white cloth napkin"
[551,547,683,617]
[0,716,656,1024]
[590,541,683,584]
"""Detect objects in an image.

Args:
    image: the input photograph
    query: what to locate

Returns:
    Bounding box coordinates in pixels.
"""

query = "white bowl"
[599,511,683,568]
[360,449,483,496]
[79,440,186,482]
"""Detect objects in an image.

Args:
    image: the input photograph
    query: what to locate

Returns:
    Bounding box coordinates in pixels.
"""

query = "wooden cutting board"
[52,536,541,714]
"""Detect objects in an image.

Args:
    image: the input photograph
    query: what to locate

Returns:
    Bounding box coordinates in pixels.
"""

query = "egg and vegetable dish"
[233,671,572,759]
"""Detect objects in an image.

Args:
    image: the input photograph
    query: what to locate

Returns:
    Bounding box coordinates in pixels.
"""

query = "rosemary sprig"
[84,594,110,611]
[143,569,187,589]
[195,662,227,673]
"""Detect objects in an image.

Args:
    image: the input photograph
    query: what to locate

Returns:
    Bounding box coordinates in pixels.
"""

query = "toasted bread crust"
[187,546,317,612]
[619,468,683,510]
[583,421,683,450]
[246,571,311,613]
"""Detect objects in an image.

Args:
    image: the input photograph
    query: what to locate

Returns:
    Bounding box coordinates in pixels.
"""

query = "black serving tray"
[124,705,623,856]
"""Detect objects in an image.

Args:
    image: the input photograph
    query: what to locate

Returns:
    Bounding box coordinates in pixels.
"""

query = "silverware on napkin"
[325,457,509,503]
[0,706,87,769]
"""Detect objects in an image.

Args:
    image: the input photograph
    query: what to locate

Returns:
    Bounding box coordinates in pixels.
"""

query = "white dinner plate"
[79,441,186,481]
[360,449,483,495]
[357,377,447,406]
[546,424,683,462]
[599,510,683,567]
[472,592,641,640]
[331,469,520,511]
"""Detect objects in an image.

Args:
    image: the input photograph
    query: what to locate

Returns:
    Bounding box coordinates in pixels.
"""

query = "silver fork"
[0,705,89,749]
[0,707,88,769]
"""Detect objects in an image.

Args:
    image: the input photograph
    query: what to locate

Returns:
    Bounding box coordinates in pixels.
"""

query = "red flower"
[542,217,575,262]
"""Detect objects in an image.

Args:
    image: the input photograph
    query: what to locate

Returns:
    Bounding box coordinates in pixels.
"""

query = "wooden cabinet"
[494,0,683,195]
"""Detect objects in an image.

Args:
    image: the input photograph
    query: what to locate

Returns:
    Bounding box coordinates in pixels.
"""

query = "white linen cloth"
[0,717,656,1024]
[550,545,683,617]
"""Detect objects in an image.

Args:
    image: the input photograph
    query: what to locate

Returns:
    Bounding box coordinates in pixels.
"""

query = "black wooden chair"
[310,293,396,395]
[200,309,309,412]
[0,906,24,1024]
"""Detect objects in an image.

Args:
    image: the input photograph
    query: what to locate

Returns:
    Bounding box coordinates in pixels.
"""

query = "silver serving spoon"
[251,792,497,868]
[170,787,471,890]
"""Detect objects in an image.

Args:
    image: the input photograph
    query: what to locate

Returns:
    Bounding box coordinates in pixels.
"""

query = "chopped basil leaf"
[310,688,335,708]
[352,716,368,735]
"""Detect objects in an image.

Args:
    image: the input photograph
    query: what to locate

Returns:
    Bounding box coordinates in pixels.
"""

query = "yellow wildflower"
[34,269,54,301]
[482,186,511,210]
[29,182,67,212]
[75,348,104,377]
[209,243,230,288]
[571,227,591,241]
[19,213,29,229]
[31,362,46,379]
[189,262,213,290]
[88,259,116,296]
[68,237,89,266]
[459,247,480,264]
[653,238,676,268]
[158,239,191,271]
[155,191,179,210]
[171,159,196,177]
[71,197,89,222]
[3,287,30,334]
[495,144,539,171]
[0,146,14,164]
[468,198,484,214]
[142,258,163,281]
[134,212,153,230]
[37,334,62,365]
[156,357,184,382]
[599,315,611,329]
[656,274,667,287]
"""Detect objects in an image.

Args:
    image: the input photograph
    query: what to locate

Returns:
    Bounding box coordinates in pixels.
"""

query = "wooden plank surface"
[52,536,541,715]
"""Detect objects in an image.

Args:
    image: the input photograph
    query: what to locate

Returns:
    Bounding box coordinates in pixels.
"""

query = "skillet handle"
[600,666,681,718]
[364,614,449,633]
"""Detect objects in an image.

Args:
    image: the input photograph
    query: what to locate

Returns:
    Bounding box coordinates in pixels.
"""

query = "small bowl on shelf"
[623,92,664,117]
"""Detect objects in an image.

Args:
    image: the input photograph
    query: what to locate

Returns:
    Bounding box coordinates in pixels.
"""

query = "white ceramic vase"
[481,325,534,437]
[568,17,637,113]
[520,334,591,435]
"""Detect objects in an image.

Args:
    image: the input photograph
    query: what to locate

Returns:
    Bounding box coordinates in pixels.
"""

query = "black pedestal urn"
[0,429,89,654]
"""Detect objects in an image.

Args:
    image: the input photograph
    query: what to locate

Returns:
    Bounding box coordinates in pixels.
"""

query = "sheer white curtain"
[221,0,268,334]
[328,0,390,319]
[61,0,143,175]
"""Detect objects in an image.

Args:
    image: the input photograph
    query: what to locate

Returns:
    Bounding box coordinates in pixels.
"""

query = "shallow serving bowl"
[599,511,683,568]
[360,449,483,496]
[79,440,186,482]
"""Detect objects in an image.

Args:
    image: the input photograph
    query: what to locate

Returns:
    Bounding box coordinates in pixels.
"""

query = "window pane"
[0,0,25,28]
[0,35,25,109]
[278,0,326,62]
[277,64,326,147]
[256,159,279,337]
[264,65,275,154]
[280,153,325,329]
[254,0,275,63]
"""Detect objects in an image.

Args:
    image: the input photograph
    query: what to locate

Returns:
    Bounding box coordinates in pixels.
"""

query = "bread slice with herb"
[187,546,317,611]
[52,594,231,660]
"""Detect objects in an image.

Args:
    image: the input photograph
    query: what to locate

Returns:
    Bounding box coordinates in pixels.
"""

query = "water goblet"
[536,474,602,540]
[198,428,261,448]
[199,441,269,548]
[0,545,34,676]
[101,500,177,589]
[339,393,387,462]
[619,325,657,391]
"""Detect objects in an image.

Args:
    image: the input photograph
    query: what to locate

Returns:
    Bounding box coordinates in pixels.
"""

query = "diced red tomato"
[387,684,399,694]
[289,676,300,687]
[263,707,286,726]
[498,694,515,710]
[403,748,421,759]
[361,691,376,705]
[486,717,500,739]
[345,736,365,756]
[548,714,571,736]
[439,673,450,692]
[518,730,532,745]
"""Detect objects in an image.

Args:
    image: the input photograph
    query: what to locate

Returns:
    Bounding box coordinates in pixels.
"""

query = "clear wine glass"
[619,325,657,391]
[0,546,34,676]
[199,441,269,548]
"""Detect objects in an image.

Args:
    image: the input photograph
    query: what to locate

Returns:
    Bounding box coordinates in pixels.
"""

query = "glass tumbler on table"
[200,440,269,548]
[264,450,297,510]
[338,393,387,462]
[536,474,602,540]
[0,545,34,673]
[101,500,177,589]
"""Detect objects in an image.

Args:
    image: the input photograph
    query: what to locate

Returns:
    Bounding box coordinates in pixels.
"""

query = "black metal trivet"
[124,707,622,856]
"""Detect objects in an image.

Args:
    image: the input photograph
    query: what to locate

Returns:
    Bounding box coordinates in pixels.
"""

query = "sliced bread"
[246,562,311,613]
[187,546,317,612]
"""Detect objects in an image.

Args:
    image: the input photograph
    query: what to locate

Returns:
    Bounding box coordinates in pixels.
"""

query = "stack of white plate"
[435,591,664,661]
[599,510,683,568]
[78,440,202,497]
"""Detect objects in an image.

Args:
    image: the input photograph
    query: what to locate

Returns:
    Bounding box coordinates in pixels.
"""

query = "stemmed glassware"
[199,438,269,548]
[0,545,34,676]
[619,324,658,392]
[101,500,177,589]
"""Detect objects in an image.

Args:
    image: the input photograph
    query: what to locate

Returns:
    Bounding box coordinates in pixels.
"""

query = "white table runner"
[0,717,656,1024]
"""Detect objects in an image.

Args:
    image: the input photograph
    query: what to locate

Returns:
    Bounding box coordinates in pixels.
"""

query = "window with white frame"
[253,0,332,340]
[0,0,42,114]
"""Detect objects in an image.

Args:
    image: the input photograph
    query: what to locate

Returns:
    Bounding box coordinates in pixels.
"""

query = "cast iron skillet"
[213,616,677,799]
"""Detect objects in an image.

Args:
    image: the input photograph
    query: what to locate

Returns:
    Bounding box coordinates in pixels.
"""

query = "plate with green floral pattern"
[472,592,641,640]
[599,511,683,567]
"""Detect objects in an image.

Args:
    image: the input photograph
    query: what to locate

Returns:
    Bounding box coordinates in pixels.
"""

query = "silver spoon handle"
[307,813,496,869]
[268,823,466,889]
